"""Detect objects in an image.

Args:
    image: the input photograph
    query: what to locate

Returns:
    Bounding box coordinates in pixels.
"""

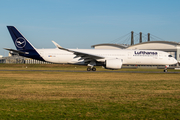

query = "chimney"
[148,33,150,41]
[131,31,134,45]
[139,32,142,43]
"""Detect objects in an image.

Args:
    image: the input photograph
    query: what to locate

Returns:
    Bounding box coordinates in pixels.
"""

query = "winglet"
[52,41,62,49]
[52,41,73,52]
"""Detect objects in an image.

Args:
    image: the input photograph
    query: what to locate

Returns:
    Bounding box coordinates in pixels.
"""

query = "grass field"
[0,64,180,119]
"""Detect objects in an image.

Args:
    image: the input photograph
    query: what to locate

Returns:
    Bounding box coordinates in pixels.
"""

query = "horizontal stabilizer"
[4,48,29,54]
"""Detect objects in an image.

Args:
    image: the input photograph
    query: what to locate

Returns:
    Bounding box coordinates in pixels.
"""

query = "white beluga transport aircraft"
[5,26,177,72]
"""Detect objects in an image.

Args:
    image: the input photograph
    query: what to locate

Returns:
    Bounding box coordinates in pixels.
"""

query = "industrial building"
[92,41,180,61]
[0,55,51,64]
[92,31,180,62]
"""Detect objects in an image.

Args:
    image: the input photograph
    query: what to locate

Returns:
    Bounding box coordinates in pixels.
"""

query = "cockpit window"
[168,55,173,57]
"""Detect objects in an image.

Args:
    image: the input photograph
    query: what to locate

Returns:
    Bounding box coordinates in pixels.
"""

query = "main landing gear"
[87,67,96,71]
[87,61,96,71]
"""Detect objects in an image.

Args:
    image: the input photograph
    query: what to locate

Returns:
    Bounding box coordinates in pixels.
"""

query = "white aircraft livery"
[5,26,177,72]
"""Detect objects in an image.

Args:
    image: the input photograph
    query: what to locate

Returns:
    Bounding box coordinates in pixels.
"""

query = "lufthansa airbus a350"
[5,26,177,72]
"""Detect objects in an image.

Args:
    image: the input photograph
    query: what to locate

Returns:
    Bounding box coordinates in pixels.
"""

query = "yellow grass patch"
[0,70,180,102]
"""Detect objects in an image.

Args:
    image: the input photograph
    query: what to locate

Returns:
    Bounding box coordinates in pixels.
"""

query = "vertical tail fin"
[7,26,36,51]
[7,26,44,61]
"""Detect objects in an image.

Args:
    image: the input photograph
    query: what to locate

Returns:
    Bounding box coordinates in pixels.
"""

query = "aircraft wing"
[52,41,104,62]
[4,48,29,54]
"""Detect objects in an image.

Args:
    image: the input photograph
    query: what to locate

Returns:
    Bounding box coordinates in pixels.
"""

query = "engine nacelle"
[105,59,123,69]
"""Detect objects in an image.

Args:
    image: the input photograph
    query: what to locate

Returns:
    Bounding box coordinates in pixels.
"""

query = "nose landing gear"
[164,65,168,72]
[164,69,168,72]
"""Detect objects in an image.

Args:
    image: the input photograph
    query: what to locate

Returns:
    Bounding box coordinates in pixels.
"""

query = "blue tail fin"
[7,26,44,61]
[7,26,35,50]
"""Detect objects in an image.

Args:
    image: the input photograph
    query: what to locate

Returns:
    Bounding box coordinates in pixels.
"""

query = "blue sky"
[0,0,180,56]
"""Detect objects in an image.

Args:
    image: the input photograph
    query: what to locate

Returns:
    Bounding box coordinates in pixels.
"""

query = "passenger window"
[168,55,172,57]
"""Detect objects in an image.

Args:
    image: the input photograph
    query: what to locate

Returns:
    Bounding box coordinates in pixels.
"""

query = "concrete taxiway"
[0,69,180,74]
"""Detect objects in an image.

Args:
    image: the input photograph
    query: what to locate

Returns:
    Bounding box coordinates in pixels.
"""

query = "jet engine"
[105,59,123,69]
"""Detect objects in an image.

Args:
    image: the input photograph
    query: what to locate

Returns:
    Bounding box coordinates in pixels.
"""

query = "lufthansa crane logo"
[15,37,26,48]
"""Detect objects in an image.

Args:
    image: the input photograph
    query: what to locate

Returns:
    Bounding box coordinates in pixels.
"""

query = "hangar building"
[91,41,180,61]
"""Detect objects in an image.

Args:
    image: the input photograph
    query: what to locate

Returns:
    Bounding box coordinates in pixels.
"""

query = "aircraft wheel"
[92,67,96,71]
[164,69,168,72]
[87,67,91,71]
